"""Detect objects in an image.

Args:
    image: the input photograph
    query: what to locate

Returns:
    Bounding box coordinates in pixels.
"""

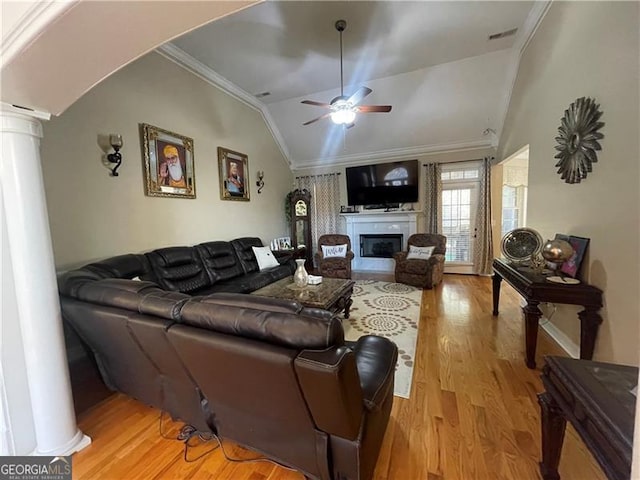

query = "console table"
[538,356,636,480]
[492,258,603,369]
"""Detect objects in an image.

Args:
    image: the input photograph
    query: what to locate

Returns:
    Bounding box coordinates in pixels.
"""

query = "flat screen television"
[346,159,419,206]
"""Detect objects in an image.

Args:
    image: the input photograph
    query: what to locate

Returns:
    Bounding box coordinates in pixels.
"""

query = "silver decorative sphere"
[541,239,574,263]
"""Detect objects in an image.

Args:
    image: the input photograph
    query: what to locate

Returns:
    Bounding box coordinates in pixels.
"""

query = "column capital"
[1,102,49,137]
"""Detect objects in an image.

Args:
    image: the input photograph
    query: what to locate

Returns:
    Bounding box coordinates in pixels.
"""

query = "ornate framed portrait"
[140,123,195,199]
[218,147,249,201]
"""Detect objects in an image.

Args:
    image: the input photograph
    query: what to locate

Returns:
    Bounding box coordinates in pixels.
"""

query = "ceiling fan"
[301,19,392,128]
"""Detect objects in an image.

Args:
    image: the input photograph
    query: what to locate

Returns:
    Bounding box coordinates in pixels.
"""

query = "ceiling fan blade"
[356,105,392,113]
[303,112,332,126]
[347,87,372,106]
[301,100,332,108]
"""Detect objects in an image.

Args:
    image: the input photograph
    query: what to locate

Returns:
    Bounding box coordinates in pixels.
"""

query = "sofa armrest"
[352,335,398,412]
[295,347,364,440]
[430,253,446,264]
[393,251,408,262]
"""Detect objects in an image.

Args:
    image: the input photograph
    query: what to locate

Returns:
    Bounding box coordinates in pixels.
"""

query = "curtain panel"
[472,157,494,274]
[423,163,442,233]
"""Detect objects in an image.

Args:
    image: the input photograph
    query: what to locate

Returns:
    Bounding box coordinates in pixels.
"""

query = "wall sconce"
[107,134,123,176]
[256,170,265,194]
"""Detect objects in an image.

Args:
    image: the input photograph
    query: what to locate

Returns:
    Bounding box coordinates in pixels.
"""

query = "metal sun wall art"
[554,96,604,184]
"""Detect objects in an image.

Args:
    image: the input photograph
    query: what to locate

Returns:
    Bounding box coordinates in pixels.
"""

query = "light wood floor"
[71,274,606,479]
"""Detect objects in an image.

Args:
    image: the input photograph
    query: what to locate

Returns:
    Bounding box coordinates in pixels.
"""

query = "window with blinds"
[441,164,480,265]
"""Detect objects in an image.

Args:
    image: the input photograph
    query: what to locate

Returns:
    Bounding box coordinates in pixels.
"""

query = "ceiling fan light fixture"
[301,19,391,127]
[331,110,356,125]
[331,99,356,124]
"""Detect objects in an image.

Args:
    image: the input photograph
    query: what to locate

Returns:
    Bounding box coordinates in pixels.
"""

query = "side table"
[492,258,603,368]
[538,356,636,480]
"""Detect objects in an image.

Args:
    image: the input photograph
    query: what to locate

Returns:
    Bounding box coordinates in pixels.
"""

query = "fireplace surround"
[342,211,420,272]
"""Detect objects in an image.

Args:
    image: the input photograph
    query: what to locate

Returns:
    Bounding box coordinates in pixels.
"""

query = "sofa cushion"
[196,241,244,282]
[321,244,348,258]
[252,246,280,271]
[145,246,212,293]
[180,293,345,349]
[406,245,435,260]
[231,237,264,274]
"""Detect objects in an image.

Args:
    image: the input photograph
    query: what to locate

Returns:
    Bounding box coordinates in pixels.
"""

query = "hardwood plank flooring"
[71,274,606,479]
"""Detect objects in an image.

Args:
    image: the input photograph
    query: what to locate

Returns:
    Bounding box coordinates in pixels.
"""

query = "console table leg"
[578,307,603,360]
[523,301,542,369]
[492,273,502,316]
[538,392,566,480]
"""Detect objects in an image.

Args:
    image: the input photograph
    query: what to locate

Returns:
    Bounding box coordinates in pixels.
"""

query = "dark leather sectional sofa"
[59,237,398,480]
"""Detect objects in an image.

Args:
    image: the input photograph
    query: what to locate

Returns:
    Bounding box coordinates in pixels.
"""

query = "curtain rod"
[422,158,489,166]
[294,172,342,179]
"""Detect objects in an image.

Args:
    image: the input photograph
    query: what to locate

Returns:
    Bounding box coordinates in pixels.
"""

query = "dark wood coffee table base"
[251,277,355,318]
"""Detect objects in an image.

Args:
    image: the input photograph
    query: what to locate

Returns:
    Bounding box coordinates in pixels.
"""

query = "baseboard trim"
[540,321,579,358]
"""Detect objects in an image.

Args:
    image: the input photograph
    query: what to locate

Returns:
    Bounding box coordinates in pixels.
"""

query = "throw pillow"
[322,244,348,258]
[252,246,280,271]
[406,245,435,260]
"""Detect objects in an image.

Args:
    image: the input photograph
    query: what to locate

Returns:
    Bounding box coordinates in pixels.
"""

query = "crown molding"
[517,0,553,57]
[291,138,494,170]
[495,0,552,151]
[156,43,291,167]
[1,1,76,67]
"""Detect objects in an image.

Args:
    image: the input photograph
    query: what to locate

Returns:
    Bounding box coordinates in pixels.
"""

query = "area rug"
[343,280,422,399]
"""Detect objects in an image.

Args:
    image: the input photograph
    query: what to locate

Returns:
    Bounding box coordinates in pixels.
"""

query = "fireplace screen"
[360,234,403,258]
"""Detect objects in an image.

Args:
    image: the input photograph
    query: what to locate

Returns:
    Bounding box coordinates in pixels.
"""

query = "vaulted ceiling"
[167,1,545,168]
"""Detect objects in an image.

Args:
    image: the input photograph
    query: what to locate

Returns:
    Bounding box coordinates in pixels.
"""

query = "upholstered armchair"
[314,234,354,279]
[394,234,447,289]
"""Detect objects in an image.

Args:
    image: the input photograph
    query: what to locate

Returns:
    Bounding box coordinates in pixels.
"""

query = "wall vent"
[488,28,518,41]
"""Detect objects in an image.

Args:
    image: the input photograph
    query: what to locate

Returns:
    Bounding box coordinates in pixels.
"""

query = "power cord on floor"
[156,411,297,470]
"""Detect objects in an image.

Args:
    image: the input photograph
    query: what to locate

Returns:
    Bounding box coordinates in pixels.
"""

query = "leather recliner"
[58,262,398,480]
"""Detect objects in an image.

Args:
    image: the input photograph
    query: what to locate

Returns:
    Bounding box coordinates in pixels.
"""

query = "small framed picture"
[561,236,590,278]
[218,147,249,201]
[140,123,195,198]
[277,237,291,250]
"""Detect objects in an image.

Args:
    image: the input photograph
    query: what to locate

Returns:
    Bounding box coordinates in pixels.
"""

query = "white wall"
[41,52,292,269]
[498,2,639,365]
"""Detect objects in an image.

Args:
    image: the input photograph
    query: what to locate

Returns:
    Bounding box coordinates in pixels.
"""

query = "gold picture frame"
[140,123,195,198]
[218,147,249,201]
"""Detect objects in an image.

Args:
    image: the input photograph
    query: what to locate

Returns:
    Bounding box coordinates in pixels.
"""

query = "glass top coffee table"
[251,277,355,318]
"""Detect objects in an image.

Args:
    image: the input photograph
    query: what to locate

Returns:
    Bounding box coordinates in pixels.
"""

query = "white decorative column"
[1,104,90,455]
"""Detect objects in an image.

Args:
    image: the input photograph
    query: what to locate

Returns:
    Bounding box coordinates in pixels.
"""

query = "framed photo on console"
[561,236,590,278]
[218,147,249,201]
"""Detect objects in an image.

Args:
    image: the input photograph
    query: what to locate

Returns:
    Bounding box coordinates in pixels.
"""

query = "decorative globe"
[541,239,574,264]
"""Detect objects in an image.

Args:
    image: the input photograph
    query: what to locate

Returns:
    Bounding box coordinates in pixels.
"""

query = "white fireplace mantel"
[341,211,421,272]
